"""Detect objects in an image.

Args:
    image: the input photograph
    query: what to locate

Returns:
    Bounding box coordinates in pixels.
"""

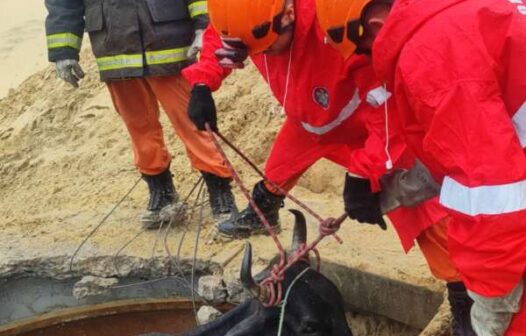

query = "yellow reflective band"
[96,54,143,72]
[47,33,82,50]
[188,1,208,17]
[145,47,190,65]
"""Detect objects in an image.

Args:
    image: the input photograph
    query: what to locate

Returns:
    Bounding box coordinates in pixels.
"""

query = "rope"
[191,179,206,324]
[205,124,347,307]
[206,124,287,269]
[70,176,142,272]
[277,267,311,336]
[163,177,205,269]
[215,131,339,231]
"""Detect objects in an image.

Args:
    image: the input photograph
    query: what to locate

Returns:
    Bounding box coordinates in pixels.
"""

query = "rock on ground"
[198,275,227,303]
[72,275,119,300]
[197,305,223,325]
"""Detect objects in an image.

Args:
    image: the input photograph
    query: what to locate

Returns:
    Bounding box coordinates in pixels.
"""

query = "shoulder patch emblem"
[313,87,330,109]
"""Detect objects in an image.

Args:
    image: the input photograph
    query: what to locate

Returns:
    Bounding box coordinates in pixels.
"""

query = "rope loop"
[204,123,348,307]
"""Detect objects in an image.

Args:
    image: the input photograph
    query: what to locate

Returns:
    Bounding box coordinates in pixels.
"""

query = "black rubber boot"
[202,172,238,221]
[447,282,476,336]
[217,181,284,238]
[141,168,179,230]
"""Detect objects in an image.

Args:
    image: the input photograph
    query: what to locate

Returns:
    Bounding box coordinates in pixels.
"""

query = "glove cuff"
[345,174,373,194]
[192,84,211,95]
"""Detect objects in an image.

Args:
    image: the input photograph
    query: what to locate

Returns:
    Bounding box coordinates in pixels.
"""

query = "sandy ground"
[0,50,442,301]
[0,53,437,287]
[0,1,48,98]
[0,8,448,334]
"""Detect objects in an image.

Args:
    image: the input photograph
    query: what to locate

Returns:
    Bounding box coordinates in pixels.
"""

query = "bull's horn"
[289,209,307,253]
[240,242,270,302]
[240,242,257,292]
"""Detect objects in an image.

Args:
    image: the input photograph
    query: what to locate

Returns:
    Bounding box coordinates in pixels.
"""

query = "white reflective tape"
[366,86,392,108]
[440,176,526,216]
[302,89,361,135]
[513,102,526,147]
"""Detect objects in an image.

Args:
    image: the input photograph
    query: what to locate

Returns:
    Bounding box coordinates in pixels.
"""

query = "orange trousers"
[417,217,462,283]
[107,76,230,177]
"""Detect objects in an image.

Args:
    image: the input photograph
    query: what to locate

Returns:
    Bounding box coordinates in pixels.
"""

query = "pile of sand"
[0,50,284,257]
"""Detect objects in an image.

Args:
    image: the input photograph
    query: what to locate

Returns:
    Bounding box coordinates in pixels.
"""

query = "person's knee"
[469,280,524,336]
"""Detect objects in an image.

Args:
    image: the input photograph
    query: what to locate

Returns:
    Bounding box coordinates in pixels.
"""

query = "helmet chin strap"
[264,39,294,116]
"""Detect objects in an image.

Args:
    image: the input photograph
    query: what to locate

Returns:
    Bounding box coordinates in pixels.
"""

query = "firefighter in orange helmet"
[316,0,526,335]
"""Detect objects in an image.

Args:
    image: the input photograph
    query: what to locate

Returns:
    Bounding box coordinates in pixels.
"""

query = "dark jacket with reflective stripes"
[45,0,208,81]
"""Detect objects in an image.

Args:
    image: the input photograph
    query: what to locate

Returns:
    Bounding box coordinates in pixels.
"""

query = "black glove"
[188,85,217,131]
[343,174,387,230]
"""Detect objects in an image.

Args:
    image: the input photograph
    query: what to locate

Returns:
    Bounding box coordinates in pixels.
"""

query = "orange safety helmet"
[208,0,288,54]
[315,0,372,58]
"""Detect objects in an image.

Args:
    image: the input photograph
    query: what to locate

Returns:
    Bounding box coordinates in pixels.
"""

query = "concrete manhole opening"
[0,268,446,336]
[0,275,206,336]
[0,304,420,336]
[0,300,222,336]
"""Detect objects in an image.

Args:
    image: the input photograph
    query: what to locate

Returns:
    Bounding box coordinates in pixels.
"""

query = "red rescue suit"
[373,0,526,332]
[183,0,447,255]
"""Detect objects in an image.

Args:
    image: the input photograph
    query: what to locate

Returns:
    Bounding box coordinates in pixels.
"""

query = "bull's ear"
[289,209,307,253]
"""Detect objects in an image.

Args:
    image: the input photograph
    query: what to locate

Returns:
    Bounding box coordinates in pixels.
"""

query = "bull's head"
[145,210,353,336]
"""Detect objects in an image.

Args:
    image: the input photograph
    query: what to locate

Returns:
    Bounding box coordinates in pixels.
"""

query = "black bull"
[142,210,353,336]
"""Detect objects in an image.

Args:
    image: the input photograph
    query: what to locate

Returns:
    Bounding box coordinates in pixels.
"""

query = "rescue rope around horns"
[205,123,347,307]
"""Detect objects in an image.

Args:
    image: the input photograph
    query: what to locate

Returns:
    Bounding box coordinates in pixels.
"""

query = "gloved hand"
[187,29,204,61]
[380,160,440,213]
[55,59,85,88]
[343,174,387,230]
[188,85,217,131]
[215,38,249,69]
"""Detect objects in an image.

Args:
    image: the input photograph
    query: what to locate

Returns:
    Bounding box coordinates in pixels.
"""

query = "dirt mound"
[0,50,344,233]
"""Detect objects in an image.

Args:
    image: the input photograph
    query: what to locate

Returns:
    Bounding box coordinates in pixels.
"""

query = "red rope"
[215,131,343,245]
[205,124,346,307]
[206,125,287,269]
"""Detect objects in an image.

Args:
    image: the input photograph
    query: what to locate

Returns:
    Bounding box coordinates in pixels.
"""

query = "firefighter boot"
[141,168,180,230]
[447,282,477,336]
[202,172,238,221]
[218,181,284,238]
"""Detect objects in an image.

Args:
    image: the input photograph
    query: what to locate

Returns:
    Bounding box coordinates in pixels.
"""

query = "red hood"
[373,0,466,83]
